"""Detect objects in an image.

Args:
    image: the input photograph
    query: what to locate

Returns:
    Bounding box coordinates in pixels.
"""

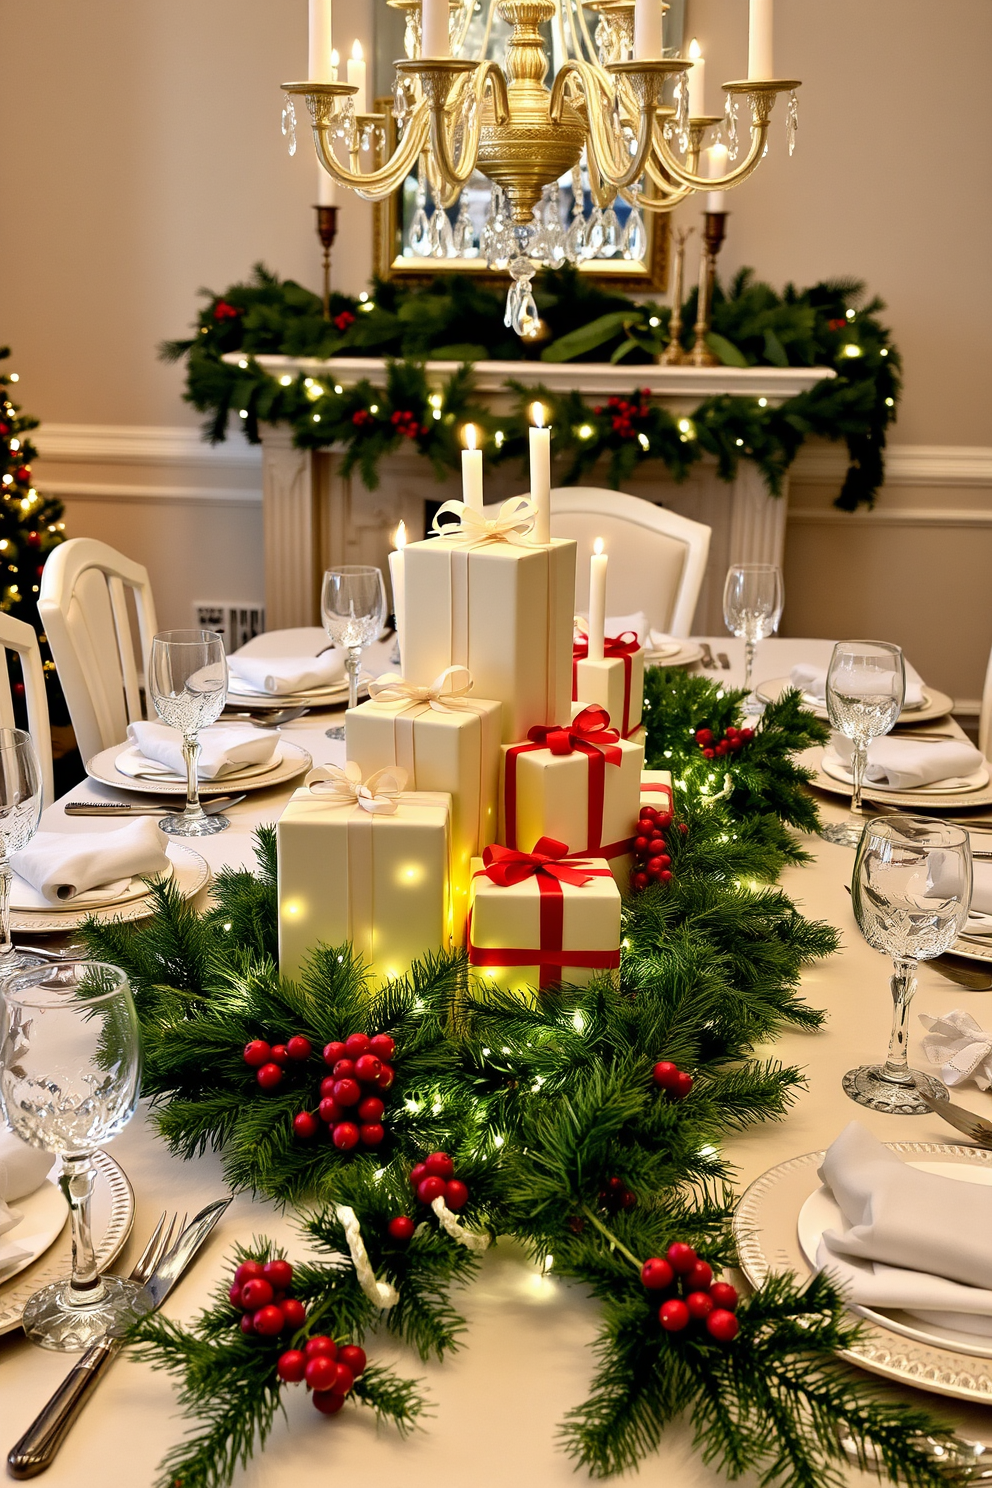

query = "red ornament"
[293,1111,319,1139]
[333,1078,361,1107]
[270,1044,289,1065]
[354,1054,382,1083]
[684,1260,712,1292]
[332,1058,356,1079]
[708,1281,738,1311]
[332,1122,360,1150]
[706,1308,739,1342]
[376,1062,396,1091]
[369,1033,395,1060]
[243,1040,271,1068]
[409,1162,427,1188]
[305,1336,337,1357]
[287,1035,312,1061]
[337,1344,366,1378]
[263,1259,293,1290]
[312,1389,346,1415]
[444,1179,468,1211]
[318,1097,344,1125]
[235,1260,265,1285]
[256,1063,283,1091]
[359,1122,385,1147]
[651,1061,679,1090]
[417,1175,446,1205]
[666,1242,697,1274]
[424,1151,454,1179]
[14,466,30,483]
[252,1305,285,1336]
[358,1095,384,1122]
[670,1070,693,1100]
[388,1215,415,1242]
[640,1257,674,1290]
[323,1040,346,1065]
[240,1278,274,1310]
[658,1299,690,1332]
[281,1298,307,1329]
[305,1355,339,1391]
[685,1290,714,1320]
[277,1349,307,1382]
[345,1032,371,1058]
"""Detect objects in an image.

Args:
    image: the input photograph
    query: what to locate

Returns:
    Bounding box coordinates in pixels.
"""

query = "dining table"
[3,636,991,1488]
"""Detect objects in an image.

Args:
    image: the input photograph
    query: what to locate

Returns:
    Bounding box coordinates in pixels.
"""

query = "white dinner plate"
[820,748,990,796]
[114,744,286,786]
[86,738,312,797]
[755,676,954,726]
[644,640,704,669]
[9,860,174,914]
[734,1142,992,1404]
[0,1149,134,1334]
[803,745,992,812]
[225,680,367,711]
[9,843,210,933]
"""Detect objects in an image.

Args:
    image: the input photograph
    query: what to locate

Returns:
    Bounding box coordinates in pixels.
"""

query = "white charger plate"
[756,676,954,725]
[114,744,286,787]
[9,843,209,933]
[86,738,312,798]
[0,1149,134,1334]
[802,745,992,812]
[734,1142,992,1404]
[820,748,990,796]
[644,641,704,669]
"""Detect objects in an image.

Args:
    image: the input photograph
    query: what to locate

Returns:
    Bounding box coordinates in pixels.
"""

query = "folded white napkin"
[0,1127,55,1279]
[228,649,344,696]
[814,1121,992,1334]
[11,819,170,905]
[126,722,278,781]
[918,1009,992,1091]
[791,660,924,709]
[647,630,684,657]
[832,732,984,789]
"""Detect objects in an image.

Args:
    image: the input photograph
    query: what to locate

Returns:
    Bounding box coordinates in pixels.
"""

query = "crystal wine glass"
[820,640,905,848]
[847,815,971,1114]
[722,563,784,712]
[0,727,44,975]
[148,629,229,836]
[0,960,142,1349]
[321,566,387,741]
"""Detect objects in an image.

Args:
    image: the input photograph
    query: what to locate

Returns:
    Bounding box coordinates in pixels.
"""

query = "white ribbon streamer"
[304,761,408,815]
[431,495,538,547]
[430,1195,490,1252]
[366,665,476,713]
[335,1204,400,1309]
[919,1009,992,1090]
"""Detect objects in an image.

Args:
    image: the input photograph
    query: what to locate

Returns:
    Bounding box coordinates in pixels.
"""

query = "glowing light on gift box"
[588,538,608,663]
[283,897,306,919]
[388,520,407,670]
[397,862,426,886]
[461,423,484,513]
[529,403,551,545]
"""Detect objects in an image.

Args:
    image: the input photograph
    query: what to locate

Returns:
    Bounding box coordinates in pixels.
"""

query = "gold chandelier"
[283,0,799,334]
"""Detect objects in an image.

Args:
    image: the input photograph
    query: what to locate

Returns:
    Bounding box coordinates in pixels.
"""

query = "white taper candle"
[347,39,367,112]
[422,0,451,57]
[705,141,729,212]
[747,0,774,79]
[529,403,551,545]
[308,0,335,80]
[588,539,608,663]
[686,39,706,115]
[632,0,663,61]
[461,424,484,513]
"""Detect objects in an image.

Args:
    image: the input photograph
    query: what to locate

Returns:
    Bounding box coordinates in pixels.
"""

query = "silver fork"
[699,642,717,669]
[8,1213,181,1479]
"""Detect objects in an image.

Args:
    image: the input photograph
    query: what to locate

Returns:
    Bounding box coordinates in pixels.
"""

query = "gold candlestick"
[658,224,693,366]
[689,210,728,367]
[315,204,339,320]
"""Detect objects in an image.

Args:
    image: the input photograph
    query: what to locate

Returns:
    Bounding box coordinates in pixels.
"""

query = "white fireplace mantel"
[236,356,835,633]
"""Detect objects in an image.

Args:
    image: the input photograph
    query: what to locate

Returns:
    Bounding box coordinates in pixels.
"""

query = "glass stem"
[850,741,867,817]
[182,734,204,821]
[0,860,13,965]
[60,1153,106,1304]
[743,639,755,695]
[882,955,918,1086]
[345,647,362,711]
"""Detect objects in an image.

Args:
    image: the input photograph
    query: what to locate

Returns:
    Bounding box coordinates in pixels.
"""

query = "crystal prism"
[787,89,799,156]
[281,97,297,156]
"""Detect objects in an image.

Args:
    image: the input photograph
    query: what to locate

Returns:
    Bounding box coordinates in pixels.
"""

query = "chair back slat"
[0,611,54,807]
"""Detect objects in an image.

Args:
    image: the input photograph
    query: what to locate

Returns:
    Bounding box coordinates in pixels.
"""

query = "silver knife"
[919,1092,992,1148]
[7,1198,231,1478]
[64,794,244,817]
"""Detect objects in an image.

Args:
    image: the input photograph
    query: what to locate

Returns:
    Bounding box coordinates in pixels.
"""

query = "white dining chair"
[0,612,54,808]
[979,645,992,761]
[38,538,160,765]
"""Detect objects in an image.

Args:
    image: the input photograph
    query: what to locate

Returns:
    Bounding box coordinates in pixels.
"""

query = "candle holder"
[314,204,339,320]
[658,224,693,366]
[689,210,728,368]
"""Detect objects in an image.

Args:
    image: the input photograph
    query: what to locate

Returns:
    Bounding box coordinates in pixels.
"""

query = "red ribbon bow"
[525,704,622,767]
[572,629,640,663]
[480,838,597,889]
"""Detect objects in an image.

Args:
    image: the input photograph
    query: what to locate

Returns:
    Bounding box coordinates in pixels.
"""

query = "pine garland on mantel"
[161,264,901,510]
[83,677,963,1488]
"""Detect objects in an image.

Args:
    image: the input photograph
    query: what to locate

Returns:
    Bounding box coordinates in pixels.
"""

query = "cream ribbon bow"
[919,1009,992,1090]
[304,760,407,814]
[431,495,538,546]
[366,665,475,714]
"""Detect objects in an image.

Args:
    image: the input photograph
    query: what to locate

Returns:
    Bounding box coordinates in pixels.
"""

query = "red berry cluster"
[641,1242,739,1342]
[277,1335,368,1416]
[593,388,651,439]
[826,316,847,331]
[229,1257,307,1340]
[652,1060,693,1101]
[694,725,753,761]
[404,1150,469,1216]
[598,1175,637,1213]
[390,408,422,440]
[244,1034,312,1091]
[630,800,675,893]
[294,1032,397,1152]
[333,309,356,331]
[212,299,240,321]
[352,408,375,428]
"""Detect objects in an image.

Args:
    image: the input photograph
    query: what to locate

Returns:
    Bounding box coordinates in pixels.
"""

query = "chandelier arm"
[313,106,430,200]
[570,0,601,68]
[425,61,508,189]
[651,108,768,192]
[631,180,693,211]
[551,61,648,190]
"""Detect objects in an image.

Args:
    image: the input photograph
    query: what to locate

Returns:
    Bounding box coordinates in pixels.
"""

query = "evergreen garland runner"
[84,678,961,1488]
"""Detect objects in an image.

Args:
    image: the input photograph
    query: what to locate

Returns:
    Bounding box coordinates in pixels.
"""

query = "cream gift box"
[572,632,644,739]
[467,843,621,995]
[400,500,576,745]
[499,706,644,881]
[276,765,453,982]
[345,669,501,944]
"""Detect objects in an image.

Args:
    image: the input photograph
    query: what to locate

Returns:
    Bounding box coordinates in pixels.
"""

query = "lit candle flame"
[531,401,546,429]
[688,36,702,60]
[393,519,407,550]
[594,537,605,556]
[464,423,478,451]
[352,38,363,60]
[330,47,339,68]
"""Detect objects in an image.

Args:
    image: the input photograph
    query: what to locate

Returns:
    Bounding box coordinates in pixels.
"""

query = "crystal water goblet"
[148,629,229,836]
[847,815,971,1114]
[722,563,783,712]
[0,727,44,975]
[0,960,142,1348]
[321,566,387,741]
[820,640,905,848]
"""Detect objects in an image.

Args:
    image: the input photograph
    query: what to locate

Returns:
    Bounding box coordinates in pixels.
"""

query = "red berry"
[228,1282,244,1309]
[659,1299,690,1332]
[656,811,674,829]
[240,1313,255,1334]
[640,1257,674,1290]
[376,1062,396,1091]
[235,1260,265,1285]
[293,1111,319,1139]
[388,1215,415,1242]
[333,1078,361,1107]
[243,1040,271,1068]
[270,1044,289,1065]
[417,1175,446,1205]
[686,1290,714,1320]
[685,1260,712,1292]
[358,1096,384,1122]
[659,869,673,884]
[666,1242,697,1274]
[702,747,715,760]
[424,1151,454,1179]
[670,1070,693,1099]
[318,1097,344,1124]
[652,1061,679,1090]
[345,1033,371,1058]
[656,854,671,869]
[740,728,754,742]
[706,1308,739,1342]
[619,1188,637,1210]
[281,1298,307,1329]
[327,1362,354,1395]
[647,856,665,875]
[409,1162,428,1188]
[678,822,688,835]
[695,729,713,745]
[639,807,658,824]
[634,835,650,854]
[287,1035,312,1061]
[332,1059,356,1079]
[360,1122,385,1147]
[320,1076,339,1099]
[631,870,650,890]
[337,1344,366,1378]
[369,1033,395,1060]
[312,1389,346,1414]
[305,1355,338,1391]
[277,1349,307,1382]
[256,1063,283,1090]
[322,1041,346,1065]
[444,1179,468,1210]
[709,1282,738,1311]
[253,1304,285,1336]
[240,1277,274,1310]
[305,1336,337,1358]
[332,1122,360,1150]
[354,1054,382,1084]
[263,1259,293,1290]
[648,837,665,855]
